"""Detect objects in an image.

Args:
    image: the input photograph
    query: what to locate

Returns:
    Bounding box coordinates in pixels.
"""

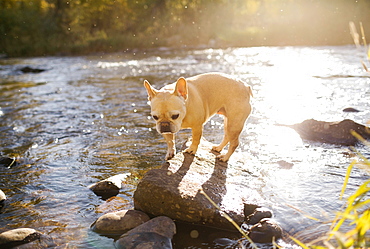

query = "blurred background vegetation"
[1,0,370,57]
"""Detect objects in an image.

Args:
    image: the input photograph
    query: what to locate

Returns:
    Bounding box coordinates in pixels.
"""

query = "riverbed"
[0,45,369,248]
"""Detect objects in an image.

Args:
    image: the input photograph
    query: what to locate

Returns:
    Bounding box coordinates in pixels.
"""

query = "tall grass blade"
[349,21,360,48]
[340,160,355,200]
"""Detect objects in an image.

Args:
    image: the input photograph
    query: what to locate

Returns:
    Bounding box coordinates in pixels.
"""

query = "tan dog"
[144,72,252,162]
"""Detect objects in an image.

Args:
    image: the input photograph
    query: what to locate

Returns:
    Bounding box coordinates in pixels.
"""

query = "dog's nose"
[159,122,172,133]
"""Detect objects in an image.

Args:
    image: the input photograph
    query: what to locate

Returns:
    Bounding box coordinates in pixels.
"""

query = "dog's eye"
[152,115,159,120]
[171,114,179,120]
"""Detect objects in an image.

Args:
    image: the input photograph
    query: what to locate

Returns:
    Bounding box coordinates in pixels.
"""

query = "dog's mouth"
[158,121,176,134]
[159,121,172,133]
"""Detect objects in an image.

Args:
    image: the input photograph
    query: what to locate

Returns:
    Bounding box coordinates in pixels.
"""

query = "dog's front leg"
[184,126,202,155]
[163,133,176,160]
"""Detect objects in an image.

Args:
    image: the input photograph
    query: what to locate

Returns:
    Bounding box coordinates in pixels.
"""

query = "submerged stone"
[0,157,17,168]
[91,209,150,235]
[115,216,176,249]
[19,66,46,73]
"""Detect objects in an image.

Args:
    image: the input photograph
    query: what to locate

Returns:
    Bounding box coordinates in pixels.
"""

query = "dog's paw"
[165,149,176,160]
[212,145,222,153]
[183,146,197,155]
[216,154,229,162]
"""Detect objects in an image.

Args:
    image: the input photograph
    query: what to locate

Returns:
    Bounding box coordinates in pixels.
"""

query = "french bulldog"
[144,72,252,162]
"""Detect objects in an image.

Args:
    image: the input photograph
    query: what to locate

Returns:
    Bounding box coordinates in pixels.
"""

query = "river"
[0,46,369,248]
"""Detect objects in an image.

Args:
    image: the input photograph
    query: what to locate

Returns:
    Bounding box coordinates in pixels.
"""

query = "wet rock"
[19,66,45,73]
[343,107,360,112]
[134,139,262,231]
[248,218,282,243]
[95,196,132,214]
[91,209,150,235]
[89,173,130,199]
[243,204,260,217]
[245,207,273,225]
[0,228,41,248]
[0,157,17,168]
[115,216,176,249]
[0,189,6,211]
[285,119,370,145]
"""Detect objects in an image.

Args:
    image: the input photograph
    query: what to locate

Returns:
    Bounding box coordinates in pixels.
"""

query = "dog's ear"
[174,77,188,100]
[144,80,157,100]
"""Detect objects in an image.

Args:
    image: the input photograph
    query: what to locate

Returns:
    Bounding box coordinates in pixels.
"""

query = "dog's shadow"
[162,149,228,207]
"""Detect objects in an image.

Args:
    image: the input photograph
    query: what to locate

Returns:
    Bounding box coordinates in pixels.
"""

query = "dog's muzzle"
[159,121,172,133]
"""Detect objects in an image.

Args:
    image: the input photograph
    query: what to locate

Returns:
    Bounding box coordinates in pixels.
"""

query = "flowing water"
[0,46,369,248]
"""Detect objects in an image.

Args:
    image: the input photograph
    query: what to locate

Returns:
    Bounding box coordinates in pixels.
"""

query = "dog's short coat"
[144,72,252,162]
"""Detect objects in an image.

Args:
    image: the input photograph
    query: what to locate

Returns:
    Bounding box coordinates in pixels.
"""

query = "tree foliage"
[1,0,370,57]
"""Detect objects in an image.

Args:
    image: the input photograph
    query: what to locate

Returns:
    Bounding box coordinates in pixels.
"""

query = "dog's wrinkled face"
[144,79,187,134]
[150,92,186,134]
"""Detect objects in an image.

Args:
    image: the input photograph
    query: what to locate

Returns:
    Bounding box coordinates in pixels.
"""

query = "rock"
[0,157,17,168]
[248,218,282,243]
[0,189,6,211]
[0,228,41,248]
[0,189,6,202]
[285,119,370,145]
[134,139,262,231]
[89,173,130,199]
[243,204,260,217]
[276,160,294,169]
[245,207,273,225]
[115,216,176,249]
[116,232,172,249]
[19,66,45,73]
[91,209,150,235]
[343,107,360,112]
[95,196,132,214]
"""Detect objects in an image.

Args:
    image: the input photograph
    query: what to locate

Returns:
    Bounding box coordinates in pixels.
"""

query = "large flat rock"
[134,139,263,231]
[286,119,370,145]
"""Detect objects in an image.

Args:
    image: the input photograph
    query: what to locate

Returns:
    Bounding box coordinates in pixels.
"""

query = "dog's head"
[144,77,188,134]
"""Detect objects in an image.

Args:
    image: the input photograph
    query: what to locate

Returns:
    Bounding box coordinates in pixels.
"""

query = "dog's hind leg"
[216,123,243,162]
[212,116,229,153]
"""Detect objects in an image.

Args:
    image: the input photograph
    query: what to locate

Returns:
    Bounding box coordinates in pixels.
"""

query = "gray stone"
[245,207,273,225]
[134,139,262,231]
[91,209,150,235]
[116,232,172,249]
[115,216,176,249]
[0,228,41,248]
[248,218,282,243]
[89,173,130,199]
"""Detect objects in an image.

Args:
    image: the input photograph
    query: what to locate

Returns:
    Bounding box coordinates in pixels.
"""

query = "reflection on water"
[0,46,369,248]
